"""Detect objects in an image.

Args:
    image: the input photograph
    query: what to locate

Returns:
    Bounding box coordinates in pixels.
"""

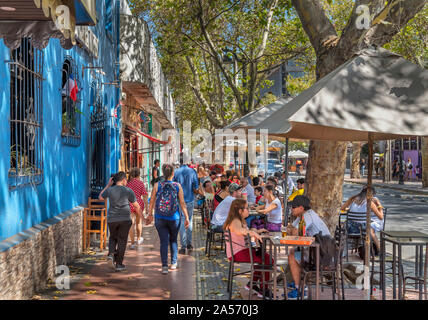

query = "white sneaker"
[129,244,136,250]
[162,266,169,274]
[170,263,178,270]
[137,237,144,245]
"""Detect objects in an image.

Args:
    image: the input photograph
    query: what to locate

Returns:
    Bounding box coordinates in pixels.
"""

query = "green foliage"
[383,3,428,68]
[129,0,311,130]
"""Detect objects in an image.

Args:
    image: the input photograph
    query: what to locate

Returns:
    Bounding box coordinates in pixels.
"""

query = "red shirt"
[126,178,148,213]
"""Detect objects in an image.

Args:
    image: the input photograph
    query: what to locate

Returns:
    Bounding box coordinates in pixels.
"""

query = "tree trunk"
[351,142,362,179]
[422,137,428,188]
[305,140,347,233]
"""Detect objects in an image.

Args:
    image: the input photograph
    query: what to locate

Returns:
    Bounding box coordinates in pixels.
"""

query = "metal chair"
[404,245,427,300]
[205,206,224,258]
[224,230,286,300]
[369,208,389,295]
[300,229,346,300]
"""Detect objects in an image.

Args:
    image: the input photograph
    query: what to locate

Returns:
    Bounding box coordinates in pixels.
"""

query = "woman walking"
[148,164,190,274]
[127,168,149,249]
[99,172,143,271]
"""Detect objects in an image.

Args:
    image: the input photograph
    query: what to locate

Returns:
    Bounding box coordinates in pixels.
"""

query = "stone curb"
[344,179,428,197]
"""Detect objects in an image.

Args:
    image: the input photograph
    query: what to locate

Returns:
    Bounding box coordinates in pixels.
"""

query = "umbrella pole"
[365,133,374,300]
[283,138,289,226]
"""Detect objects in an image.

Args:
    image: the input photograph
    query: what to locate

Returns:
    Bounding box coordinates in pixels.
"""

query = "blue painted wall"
[0,1,121,241]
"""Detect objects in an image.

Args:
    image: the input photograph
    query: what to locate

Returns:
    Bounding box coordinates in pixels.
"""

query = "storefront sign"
[75,26,99,59]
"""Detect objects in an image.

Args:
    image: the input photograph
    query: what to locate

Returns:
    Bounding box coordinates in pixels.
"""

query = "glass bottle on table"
[298,215,306,237]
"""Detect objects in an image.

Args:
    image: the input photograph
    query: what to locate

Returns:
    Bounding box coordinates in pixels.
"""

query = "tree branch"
[364,0,426,48]
[337,0,385,53]
[291,0,338,55]
[256,0,279,59]
[196,0,245,114]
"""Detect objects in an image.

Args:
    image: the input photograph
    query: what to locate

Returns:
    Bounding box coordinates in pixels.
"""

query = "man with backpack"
[174,154,200,254]
[147,164,190,274]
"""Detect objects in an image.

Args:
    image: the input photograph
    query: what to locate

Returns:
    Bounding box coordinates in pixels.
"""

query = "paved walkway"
[32,211,424,301]
[32,222,196,300]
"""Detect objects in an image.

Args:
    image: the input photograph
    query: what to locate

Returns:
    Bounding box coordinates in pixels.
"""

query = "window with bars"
[61,56,81,146]
[9,38,44,189]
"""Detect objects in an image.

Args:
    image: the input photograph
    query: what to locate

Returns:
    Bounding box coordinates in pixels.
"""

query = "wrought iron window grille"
[8,38,44,190]
[61,55,81,146]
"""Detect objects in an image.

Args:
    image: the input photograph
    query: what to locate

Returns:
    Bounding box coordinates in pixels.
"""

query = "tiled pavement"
[32,209,424,300]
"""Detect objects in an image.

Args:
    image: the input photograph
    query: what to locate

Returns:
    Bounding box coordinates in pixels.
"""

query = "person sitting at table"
[254,187,263,205]
[340,186,384,255]
[201,180,215,202]
[213,180,230,212]
[288,178,305,202]
[241,177,256,204]
[286,195,331,299]
[282,172,296,197]
[223,198,274,299]
[253,185,283,232]
[210,183,243,232]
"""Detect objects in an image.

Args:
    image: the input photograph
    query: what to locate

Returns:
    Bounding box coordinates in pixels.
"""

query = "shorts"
[371,220,384,232]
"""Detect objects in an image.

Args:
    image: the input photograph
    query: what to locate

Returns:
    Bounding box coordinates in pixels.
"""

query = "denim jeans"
[179,201,194,248]
[155,218,181,267]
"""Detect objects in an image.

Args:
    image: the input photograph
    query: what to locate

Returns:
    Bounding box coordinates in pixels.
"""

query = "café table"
[380,230,428,300]
[260,232,320,300]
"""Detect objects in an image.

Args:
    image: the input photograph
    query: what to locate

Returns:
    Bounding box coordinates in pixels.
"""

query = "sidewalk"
[32,223,196,300]
[344,174,428,196]
[31,212,424,301]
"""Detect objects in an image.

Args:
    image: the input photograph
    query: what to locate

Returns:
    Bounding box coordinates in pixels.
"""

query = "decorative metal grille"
[61,55,81,146]
[90,81,108,195]
[8,38,44,189]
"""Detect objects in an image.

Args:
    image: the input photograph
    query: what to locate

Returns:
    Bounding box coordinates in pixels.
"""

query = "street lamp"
[222,48,249,174]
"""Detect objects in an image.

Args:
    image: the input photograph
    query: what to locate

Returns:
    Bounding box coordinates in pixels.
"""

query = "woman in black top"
[152,159,160,186]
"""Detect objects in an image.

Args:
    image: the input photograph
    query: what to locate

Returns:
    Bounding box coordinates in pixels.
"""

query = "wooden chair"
[83,198,107,251]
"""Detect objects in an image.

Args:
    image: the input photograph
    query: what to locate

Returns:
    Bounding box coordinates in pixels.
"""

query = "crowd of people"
[98,157,386,300]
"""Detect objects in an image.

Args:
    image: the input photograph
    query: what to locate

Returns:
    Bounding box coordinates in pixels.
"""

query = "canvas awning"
[225,97,293,130]
[0,0,97,49]
[125,125,171,145]
[252,48,428,141]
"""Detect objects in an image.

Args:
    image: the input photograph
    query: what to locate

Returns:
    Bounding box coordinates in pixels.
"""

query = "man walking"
[152,159,160,187]
[174,154,199,254]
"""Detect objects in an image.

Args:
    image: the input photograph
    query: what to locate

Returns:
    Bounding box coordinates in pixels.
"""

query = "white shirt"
[211,196,235,226]
[265,198,282,224]
[287,176,295,196]
[243,184,256,204]
[292,209,331,237]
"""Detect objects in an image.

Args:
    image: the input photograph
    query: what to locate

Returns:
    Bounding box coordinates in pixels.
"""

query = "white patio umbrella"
[248,47,428,300]
[288,150,308,158]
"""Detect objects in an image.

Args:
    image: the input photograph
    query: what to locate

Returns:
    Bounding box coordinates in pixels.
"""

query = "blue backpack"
[155,181,179,217]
